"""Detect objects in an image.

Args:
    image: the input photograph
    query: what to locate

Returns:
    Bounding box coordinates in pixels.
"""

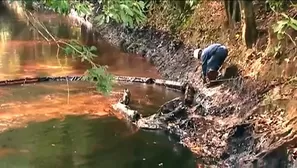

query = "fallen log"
[114,76,154,84]
[111,88,187,130]
[156,97,182,116]
[136,114,167,130]
[154,79,184,90]
[160,103,187,122]
[112,102,141,122]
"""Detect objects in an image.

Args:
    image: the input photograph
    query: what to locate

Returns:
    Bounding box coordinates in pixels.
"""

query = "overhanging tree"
[11,0,148,95]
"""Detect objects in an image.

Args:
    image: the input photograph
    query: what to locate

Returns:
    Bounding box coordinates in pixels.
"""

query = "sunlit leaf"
[120,4,134,16]
[138,1,145,9]
[64,46,73,55]
[90,46,97,52]
[83,67,114,95]
[94,14,105,25]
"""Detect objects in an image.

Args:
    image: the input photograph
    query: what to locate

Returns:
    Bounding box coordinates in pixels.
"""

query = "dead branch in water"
[112,102,141,122]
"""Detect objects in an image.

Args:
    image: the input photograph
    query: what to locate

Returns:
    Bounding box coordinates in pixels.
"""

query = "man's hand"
[201,73,207,84]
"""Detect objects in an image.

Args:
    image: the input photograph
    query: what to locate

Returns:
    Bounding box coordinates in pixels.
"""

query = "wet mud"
[93,22,293,167]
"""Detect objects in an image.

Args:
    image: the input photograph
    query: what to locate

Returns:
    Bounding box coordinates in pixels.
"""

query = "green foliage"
[94,0,147,28]
[63,41,114,95]
[83,67,114,95]
[270,4,297,58]
[43,0,70,14]
[269,2,297,41]
[34,0,93,16]
[64,40,97,63]
[170,0,199,12]
[37,0,147,28]
[273,13,297,40]
[149,0,199,33]
[266,0,286,12]
[72,1,93,16]
[20,0,147,27]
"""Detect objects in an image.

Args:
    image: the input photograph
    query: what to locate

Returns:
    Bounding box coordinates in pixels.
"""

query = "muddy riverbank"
[92,20,291,168]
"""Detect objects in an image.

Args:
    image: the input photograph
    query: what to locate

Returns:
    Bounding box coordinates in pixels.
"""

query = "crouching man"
[193,43,228,84]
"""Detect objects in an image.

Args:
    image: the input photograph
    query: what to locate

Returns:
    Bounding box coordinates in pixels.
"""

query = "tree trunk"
[239,0,258,48]
[224,0,241,27]
[232,1,241,22]
[224,0,233,27]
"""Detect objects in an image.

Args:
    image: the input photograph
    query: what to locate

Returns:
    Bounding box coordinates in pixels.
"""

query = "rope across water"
[0,75,184,90]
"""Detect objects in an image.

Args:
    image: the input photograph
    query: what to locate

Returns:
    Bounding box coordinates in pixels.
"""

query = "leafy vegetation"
[62,40,114,94]
[30,0,147,28]
[94,0,147,28]
[268,1,297,58]
[273,10,297,43]
[266,0,286,12]
[147,0,200,33]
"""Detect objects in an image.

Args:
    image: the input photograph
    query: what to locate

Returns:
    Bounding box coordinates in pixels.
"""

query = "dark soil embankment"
[67,1,297,167]
[92,23,290,167]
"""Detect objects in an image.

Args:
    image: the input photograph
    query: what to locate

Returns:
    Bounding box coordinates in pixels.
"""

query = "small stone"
[158,163,163,166]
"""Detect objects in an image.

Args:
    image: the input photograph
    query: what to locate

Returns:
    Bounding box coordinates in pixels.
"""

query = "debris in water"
[158,163,163,166]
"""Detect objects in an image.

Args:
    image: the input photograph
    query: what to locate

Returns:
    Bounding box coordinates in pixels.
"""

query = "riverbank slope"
[91,1,297,167]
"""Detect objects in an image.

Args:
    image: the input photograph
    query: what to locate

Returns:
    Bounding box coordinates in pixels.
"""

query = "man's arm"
[201,53,208,83]
[201,59,207,77]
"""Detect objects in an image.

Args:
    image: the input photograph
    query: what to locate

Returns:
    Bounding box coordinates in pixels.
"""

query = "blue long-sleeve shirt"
[201,43,223,77]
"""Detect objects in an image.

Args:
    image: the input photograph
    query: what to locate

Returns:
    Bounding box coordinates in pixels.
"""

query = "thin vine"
[24,10,114,98]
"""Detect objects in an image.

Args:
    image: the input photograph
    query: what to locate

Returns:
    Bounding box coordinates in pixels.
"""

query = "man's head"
[193,49,202,60]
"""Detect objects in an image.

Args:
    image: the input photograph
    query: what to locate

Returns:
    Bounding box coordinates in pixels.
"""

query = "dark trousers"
[206,46,228,78]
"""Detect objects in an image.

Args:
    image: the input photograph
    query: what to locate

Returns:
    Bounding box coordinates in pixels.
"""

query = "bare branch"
[24,12,50,42]
[285,31,297,46]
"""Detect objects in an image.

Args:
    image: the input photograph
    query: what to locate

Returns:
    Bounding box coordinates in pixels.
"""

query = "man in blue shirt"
[193,43,228,84]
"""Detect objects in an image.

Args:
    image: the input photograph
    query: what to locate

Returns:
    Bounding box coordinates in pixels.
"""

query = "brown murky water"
[0,4,172,123]
[0,2,177,130]
[0,7,160,80]
[0,3,197,168]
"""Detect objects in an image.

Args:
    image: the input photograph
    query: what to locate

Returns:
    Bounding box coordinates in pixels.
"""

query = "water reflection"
[0,81,180,132]
[0,115,196,168]
[0,4,197,167]
[0,81,193,168]
[0,5,160,81]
